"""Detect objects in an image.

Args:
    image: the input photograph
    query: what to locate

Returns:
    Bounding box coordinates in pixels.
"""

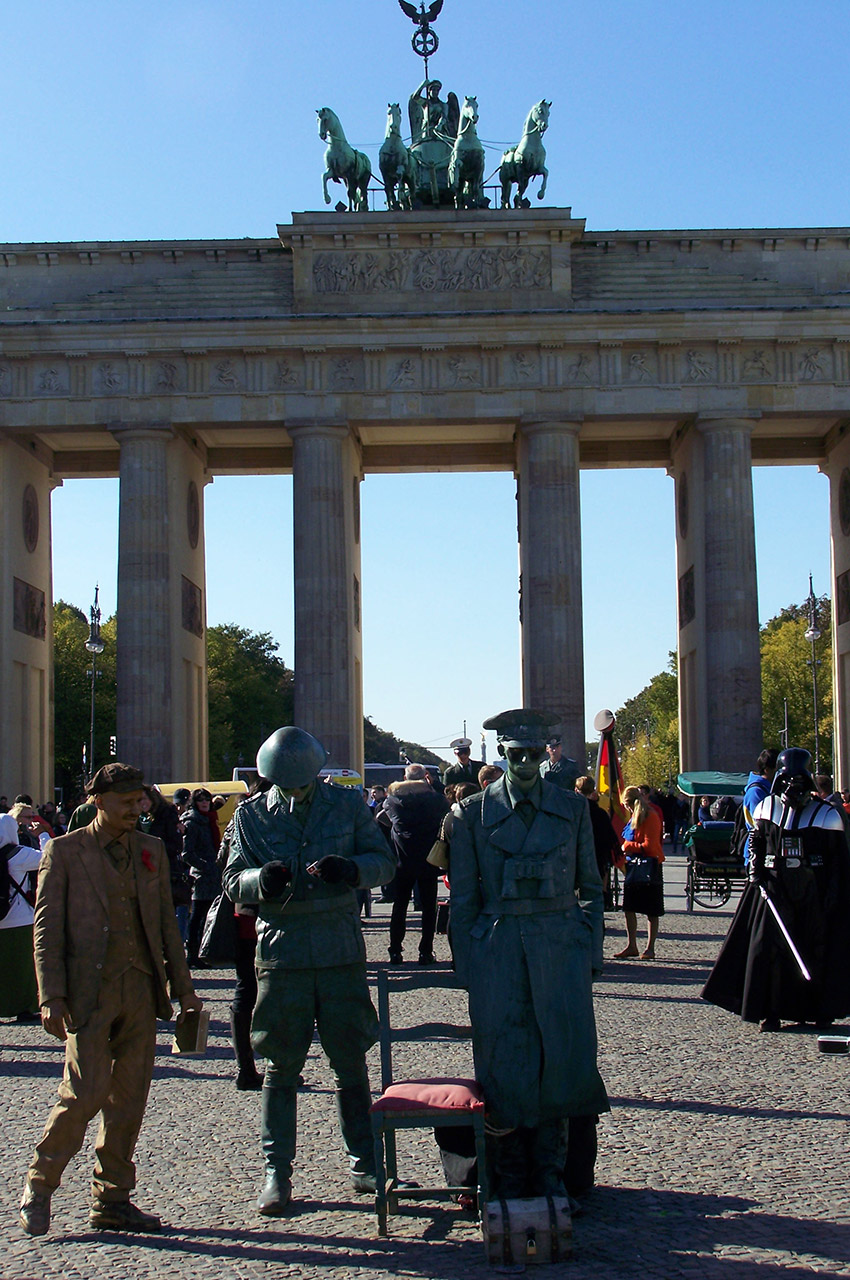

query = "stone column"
[671,415,761,771]
[112,425,208,783]
[823,430,850,788]
[112,424,174,781]
[516,417,585,760]
[289,421,363,775]
[0,439,56,800]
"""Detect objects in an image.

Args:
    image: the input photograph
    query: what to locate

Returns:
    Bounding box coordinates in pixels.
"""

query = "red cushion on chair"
[370,1077,485,1114]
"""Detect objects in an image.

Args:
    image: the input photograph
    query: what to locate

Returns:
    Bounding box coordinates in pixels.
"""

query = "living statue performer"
[223,727,396,1214]
[702,747,850,1032]
[449,710,609,1198]
[20,764,202,1237]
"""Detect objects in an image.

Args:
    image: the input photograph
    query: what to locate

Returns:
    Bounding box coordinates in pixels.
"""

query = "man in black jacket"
[383,765,449,964]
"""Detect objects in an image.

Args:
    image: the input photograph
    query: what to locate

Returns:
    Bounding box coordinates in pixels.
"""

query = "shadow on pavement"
[609,1094,850,1123]
[578,1184,850,1276]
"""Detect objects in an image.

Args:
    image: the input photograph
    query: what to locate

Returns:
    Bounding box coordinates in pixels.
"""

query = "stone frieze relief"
[312,246,551,293]
[0,339,846,400]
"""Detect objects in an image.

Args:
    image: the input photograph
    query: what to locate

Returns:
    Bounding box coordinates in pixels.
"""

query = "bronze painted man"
[223,726,396,1214]
[450,710,609,1198]
[20,764,201,1237]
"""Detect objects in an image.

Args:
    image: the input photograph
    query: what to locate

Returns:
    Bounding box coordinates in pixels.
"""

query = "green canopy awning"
[676,771,749,797]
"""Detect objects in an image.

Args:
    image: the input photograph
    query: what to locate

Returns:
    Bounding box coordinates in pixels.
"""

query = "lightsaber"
[758,884,812,981]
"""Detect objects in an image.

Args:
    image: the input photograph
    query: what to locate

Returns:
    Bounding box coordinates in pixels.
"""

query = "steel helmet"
[256,726,328,789]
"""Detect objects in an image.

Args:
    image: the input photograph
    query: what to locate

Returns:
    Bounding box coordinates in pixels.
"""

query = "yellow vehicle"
[158,779,248,829]
[319,768,364,792]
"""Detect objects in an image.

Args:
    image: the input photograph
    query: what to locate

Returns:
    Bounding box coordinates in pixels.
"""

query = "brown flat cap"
[87,763,145,795]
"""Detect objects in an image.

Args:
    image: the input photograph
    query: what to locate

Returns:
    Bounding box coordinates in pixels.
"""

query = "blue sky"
[6,0,842,761]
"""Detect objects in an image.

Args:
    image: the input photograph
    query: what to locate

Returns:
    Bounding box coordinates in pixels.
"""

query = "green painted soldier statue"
[450,710,609,1198]
[223,727,396,1214]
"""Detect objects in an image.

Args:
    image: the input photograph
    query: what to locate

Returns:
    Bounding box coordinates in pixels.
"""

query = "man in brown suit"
[19,763,202,1237]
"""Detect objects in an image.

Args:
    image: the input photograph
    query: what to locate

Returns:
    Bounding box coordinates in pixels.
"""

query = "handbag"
[199,889,236,964]
[624,856,655,886]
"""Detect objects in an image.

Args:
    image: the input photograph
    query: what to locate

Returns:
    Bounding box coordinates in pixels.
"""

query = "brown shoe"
[89,1200,162,1232]
[20,1180,51,1236]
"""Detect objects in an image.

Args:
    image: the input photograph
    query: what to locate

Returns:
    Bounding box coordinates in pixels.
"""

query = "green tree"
[206,624,295,778]
[54,607,457,788]
[363,716,442,768]
[613,653,680,789]
[53,600,117,795]
[760,596,832,769]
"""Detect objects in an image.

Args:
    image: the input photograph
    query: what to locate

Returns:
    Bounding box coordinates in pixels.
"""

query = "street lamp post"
[804,573,822,775]
[84,586,105,783]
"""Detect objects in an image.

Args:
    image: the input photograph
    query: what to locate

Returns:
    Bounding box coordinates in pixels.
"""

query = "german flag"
[595,725,627,837]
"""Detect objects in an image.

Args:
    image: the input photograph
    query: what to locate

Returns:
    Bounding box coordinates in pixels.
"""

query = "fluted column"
[672,416,761,770]
[0,439,55,799]
[516,417,584,760]
[289,421,363,774]
[112,423,174,780]
[824,431,850,787]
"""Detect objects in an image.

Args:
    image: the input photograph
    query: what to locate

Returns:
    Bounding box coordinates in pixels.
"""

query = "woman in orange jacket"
[613,785,665,960]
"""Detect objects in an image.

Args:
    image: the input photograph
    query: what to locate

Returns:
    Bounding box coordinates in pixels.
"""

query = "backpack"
[0,846,34,921]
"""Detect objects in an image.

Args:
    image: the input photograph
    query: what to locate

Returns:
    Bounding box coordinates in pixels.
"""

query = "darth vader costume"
[702,748,850,1028]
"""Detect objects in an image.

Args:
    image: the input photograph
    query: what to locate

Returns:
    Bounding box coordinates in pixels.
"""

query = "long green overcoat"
[223,782,396,970]
[450,775,609,1128]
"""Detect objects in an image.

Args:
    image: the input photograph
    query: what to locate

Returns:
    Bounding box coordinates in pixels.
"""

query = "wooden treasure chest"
[482,1195,572,1266]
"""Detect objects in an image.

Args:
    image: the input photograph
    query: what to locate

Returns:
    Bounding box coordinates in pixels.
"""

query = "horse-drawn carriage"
[677,771,750,912]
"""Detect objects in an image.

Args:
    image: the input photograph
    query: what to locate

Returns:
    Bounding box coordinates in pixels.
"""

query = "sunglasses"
[505,746,547,764]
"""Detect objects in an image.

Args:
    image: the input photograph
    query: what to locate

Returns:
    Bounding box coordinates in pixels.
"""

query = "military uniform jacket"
[539,755,580,790]
[33,825,193,1028]
[224,782,396,970]
[450,776,608,1127]
[442,759,485,789]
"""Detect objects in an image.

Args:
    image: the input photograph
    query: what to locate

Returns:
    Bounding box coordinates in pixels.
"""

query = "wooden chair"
[369,968,487,1236]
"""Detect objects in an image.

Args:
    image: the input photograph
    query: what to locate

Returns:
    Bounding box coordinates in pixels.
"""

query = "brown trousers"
[28,968,157,1202]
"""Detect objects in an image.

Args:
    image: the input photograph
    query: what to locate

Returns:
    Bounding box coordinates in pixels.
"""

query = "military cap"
[482,709,551,748]
[256,726,328,789]
[87,762,145,795]
[450,737,473,752]
[547,734,562,747]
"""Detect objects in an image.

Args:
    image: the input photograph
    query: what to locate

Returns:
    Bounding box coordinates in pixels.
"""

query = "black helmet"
[771,747,815,803]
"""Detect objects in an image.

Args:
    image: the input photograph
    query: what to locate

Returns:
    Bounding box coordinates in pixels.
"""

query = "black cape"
[701,795,850,1023]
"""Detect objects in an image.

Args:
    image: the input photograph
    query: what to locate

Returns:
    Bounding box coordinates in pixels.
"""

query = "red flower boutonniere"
[141,849,155,872]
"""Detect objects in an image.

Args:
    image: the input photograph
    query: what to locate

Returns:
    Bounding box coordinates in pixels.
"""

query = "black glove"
[748,858,766,887]
[258,860,292,898]
[311,855,358,886]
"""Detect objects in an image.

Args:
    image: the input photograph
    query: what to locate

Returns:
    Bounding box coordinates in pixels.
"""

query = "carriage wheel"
[692,875,732,910]
[686,860,695,913]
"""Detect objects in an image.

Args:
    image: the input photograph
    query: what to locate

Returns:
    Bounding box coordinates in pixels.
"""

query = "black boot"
[258,1083,297,1214]
[335,1072,377,1193]
[230,1004,263,1090]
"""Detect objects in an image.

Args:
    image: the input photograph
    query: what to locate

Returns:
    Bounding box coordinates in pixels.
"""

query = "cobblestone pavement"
[3,855,850,1279]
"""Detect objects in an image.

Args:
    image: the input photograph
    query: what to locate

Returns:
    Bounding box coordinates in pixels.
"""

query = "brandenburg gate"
[2,207,850,796]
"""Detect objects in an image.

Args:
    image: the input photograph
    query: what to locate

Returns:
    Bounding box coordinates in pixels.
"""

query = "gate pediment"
[278,208,585,313]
